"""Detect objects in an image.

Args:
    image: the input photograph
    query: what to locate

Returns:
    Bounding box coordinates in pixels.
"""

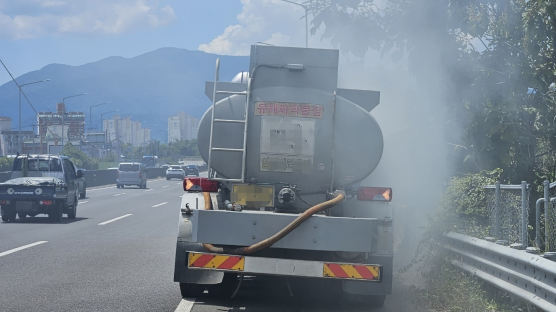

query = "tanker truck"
[174,45,393,307]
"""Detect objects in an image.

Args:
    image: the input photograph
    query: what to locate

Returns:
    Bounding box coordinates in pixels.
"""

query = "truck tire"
[67,197,77,219]
[1,206,16,222]
[49,204,63,223]
[179,282,204,298]
[368,295,386,308]
[17,212,27,221]
[208,273,237,298]
[80,189,86,199]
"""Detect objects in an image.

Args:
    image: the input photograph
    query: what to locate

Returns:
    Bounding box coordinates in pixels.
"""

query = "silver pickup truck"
[0,154,82,222]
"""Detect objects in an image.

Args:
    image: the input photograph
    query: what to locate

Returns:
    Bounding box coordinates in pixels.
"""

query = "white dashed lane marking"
[174,298,196,312]
[0,241,48,258]
[98,214,133,226]
[151,202,168,208]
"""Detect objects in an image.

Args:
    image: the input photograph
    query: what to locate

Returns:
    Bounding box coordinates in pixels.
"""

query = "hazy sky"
[0,0,310,85]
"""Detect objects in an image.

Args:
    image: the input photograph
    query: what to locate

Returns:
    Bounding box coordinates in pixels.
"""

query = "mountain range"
[0,48,249,140]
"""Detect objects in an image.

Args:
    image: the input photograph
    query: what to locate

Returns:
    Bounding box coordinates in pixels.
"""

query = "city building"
[38,103,85,151]
[168,112,199,143]
[0,130,35,156]
[0,117,11,132]
[103,116,151,147]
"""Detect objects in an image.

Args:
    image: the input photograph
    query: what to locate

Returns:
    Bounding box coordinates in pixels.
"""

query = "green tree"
[0,157,12,171]
[62,143,99,170]
[310,0,555,184]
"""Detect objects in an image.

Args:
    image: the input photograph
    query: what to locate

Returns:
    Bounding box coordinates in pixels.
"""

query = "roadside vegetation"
[311,1,553,310]
[58,139,199,171]
[409,170,525,312]
[0,157,11,171]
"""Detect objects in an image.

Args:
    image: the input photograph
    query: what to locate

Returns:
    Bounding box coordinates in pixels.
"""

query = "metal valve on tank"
[278,187,296,205]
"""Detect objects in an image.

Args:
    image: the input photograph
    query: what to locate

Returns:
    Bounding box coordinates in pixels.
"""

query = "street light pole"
[60,93,87,147]
[280,0,309,48]
[17,79,50,153]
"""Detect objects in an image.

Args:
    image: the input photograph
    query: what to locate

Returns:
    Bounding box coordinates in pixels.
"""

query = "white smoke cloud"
[0,0,175,39]
[199,0,307,56]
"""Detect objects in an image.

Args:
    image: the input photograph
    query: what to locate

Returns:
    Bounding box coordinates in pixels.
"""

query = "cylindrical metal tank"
[198,85,383,194]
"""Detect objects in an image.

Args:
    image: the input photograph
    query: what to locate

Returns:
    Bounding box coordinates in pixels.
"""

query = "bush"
[0,157,12,171]
[62,143,99,170]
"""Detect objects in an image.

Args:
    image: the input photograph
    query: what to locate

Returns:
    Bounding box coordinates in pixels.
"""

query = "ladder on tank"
[207,58,251,183]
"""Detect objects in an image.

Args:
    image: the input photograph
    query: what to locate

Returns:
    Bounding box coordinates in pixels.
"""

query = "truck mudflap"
[187,251,381,282]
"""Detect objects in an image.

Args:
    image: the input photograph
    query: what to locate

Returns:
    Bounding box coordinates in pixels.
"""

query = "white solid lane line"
[174,298,196,312]
[0,241,48,258]
[151,202,168,208]
[112,193,125,197]
[98,214,133,226]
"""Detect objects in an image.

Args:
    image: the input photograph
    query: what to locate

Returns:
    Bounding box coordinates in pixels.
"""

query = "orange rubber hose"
[201,191,345,255]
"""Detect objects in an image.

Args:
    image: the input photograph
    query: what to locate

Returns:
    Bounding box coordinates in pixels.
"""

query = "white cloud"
[0,0,175,39]
[198,0,308,56]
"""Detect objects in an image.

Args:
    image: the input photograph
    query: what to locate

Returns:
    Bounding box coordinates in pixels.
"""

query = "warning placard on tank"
[259,117,315,173]
[255,101,323,119]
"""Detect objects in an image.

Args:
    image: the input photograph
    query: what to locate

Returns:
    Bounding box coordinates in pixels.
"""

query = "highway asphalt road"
[0,177,418,312]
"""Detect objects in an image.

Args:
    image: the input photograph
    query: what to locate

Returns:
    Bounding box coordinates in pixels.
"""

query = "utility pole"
[17,79,50,153]
[60,93,87,147]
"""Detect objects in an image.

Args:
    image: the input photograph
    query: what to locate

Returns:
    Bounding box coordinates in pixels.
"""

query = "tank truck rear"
[174,45,393,307]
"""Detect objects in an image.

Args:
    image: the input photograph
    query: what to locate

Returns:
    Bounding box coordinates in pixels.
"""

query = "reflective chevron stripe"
[188,252,244,271]
[187,252,381,282]
[323,263,380,281]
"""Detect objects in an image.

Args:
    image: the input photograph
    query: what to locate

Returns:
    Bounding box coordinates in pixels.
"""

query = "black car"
[182,165,199,176]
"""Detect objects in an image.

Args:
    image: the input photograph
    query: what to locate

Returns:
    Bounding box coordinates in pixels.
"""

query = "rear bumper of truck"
[175,207,393,295]
[187,251,381,281]
[191,209,387,253]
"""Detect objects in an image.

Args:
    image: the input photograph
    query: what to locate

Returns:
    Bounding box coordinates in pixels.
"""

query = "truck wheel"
[67,198,77,219]
[208,273,238,298]
[17,212,27,221]
[49,204,63,223]
[179,282,204,298]
[80,189,86,199]
[1,207,16,222]
[368,295,386,308]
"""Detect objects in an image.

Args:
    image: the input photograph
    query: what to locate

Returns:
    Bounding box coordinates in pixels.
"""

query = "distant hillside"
[0,48,249,140]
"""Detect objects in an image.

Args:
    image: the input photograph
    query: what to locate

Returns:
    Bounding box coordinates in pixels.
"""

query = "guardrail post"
[545,180,553,253]
[494,181,501,239]
[521,181,528,247]
[536,198,545,249]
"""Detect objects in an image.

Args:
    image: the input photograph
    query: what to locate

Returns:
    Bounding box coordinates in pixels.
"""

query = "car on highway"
[0,154,81,222]
[116,162,147,189]
[182,164,199,176]
[166,165,185,180]
[76,168,87,199]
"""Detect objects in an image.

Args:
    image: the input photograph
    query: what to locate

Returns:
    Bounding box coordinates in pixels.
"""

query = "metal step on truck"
[174,44,393,308]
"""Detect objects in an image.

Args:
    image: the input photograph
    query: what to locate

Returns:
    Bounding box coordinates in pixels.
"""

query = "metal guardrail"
[445,232,556,311]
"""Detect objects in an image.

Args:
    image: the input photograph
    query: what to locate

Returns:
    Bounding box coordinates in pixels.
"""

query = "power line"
[0,58,39,115]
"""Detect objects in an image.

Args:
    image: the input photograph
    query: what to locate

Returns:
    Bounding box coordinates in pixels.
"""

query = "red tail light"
[39,200,53,205]
[357,187,392,201]
[183,177,219,192]
[0,200,10,205]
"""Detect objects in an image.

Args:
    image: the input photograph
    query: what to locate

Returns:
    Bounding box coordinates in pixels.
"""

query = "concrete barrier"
[0,168,167,187]
[84,169,118,187]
